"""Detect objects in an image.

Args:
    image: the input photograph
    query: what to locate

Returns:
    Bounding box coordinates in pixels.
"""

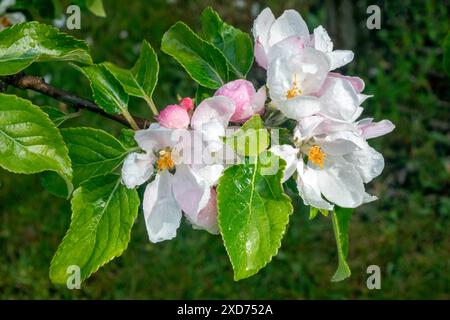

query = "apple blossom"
[156,104,190,129]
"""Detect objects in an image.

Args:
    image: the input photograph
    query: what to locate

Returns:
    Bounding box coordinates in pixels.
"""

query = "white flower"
[253,8,354,70]
[271,116,394,210]
[121,97,236,242]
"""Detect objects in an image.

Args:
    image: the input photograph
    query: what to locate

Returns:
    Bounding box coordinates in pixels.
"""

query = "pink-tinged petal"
[329,72,365,93]
[179,97,195,111]
[193,188,219,234]
[313,26,333,53]
[135,123,178,152]
[156,104,190,129]
[358,119,395,139]
[318,77,360,122]
[276,96,321,120]
[270,144,298,182]
[251,85,267,115]
[296,161,334,210]
[315,157,366,208]
[268,9,309,46]
[172,164,211,219]
[267,36,305,63]
[252,7,275,49]
[191,96,235,131]
[121,152,154,189]
[326,50,354,70]
[143,171,182,243]
[254,39,269,69]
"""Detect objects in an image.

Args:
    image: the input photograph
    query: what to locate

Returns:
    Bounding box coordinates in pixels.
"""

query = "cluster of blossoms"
[121,8,394,243]
[0,0,25,31]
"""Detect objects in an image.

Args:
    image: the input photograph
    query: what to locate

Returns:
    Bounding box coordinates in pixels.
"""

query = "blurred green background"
[0,0,449,299]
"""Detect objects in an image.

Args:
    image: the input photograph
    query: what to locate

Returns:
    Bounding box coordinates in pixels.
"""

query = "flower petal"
[326,50,354,70]
[192,188,219,234]
[270,144,298,182]
[296,161,334,210]
[254,40,269,69]
[344,146,384,183]
[358,119,395,139]
[121,152,154,189]
[313,26,333,53]
[135,123,177,152]
[172,164,211,221]
[252,7,275,50]
[328,72,365,93]
[316,157,366,208]
[267,36,305,63]
[275,96,321,120]
[316,130,368,156]
[268,9,309,46]
[143,171,182,243]
[191,96,235,131]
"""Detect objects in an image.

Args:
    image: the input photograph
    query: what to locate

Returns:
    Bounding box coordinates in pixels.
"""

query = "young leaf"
[201,7,254,78]
[85,0,106,17]
[75,64,129,115]
[41,127,133,198]
[103,40,159,114]
[331,207,353,282]
[0,22,92,76]
[217,153,293,280]
[161,21,229,89]
[226,115,270,157]
[50,174,139,284]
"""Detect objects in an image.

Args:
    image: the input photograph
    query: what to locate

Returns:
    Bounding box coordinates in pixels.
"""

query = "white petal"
[296,161,334,210]
[275,96,321,120]
[316,158,366,208]
[358,119,395,139]
[268,9,309,46]
[191,164,224,186]
[254,40,269,69]
[363,192,378,204]
[143,171,182,243]
[191,96,235,132]
[358,94,373,104]
[270,144,299,182]
[172,164,211,222]
[267,36,305,63]
[295,116,326,140]
[344,146,384,183]
[326,50,354,70]
[316,130,368,156]
[252,7,275,50]
[135,123,177,152]
[191,188,219,234]
[319,77,360,122]
[328,72,365,93]
[121,152,154,189]
[313,26,333,52]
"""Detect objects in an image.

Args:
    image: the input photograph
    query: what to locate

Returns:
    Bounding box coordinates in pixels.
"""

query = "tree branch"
[1,73,148,129]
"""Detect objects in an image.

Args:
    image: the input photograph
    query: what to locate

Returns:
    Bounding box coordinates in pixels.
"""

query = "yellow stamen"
[286,74,302,99]
[308,145,325,168]
[156,148,175,171]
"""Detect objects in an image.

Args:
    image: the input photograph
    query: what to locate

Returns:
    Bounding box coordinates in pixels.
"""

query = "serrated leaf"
[201,7,253,78]
[75,64,129,115]
[118,128,137,149]
[50,174,139,284]
[41,106,79,127]
[161,21,229,89]
[103,40,158,110]
[217,153,293,280]
[42,127,132,198]
[331,207,352,282]
[0,93,72,194]
[226,115,270,157]
[0,22,92,76]
[86,0,106,17]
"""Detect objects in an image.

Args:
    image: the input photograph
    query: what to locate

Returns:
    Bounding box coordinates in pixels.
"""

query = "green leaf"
[217,153,293,280]
[444,32,450,76]
[75,64,129,115]
[0,94,72,194]
[331,207,353,282]
[161,21,229,89]
[41,127,132,198]
[86,0,106,17]
[201,7,253,78]
[0,22,92,76]
[226,115,270,157]
[50,174,139,284]
[195,85,214,105]
[118,128,137,149]
[103,40,158,113]
[309,206,329,220]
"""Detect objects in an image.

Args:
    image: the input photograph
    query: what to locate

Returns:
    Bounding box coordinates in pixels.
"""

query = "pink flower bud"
[156,104,190,129]
[214,79,266,123]
[179,97,195,111]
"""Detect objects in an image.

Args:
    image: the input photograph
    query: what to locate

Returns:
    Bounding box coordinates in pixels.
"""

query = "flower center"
[308,145,325,168]
[286,74,302,99]
[156,148,175,171]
